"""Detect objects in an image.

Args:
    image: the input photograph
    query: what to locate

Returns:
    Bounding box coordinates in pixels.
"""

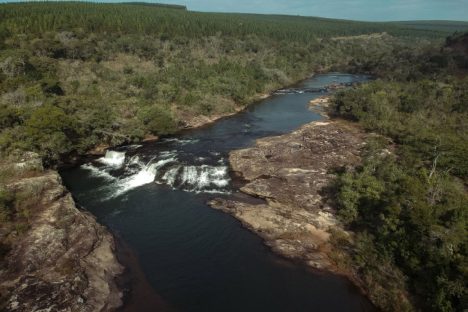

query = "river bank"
[59,73,373,312]
[0,152,175,312]
[176,73,320,130]
[0,153,123,311]
[209,97,370,288]
[1,72,340,312]
[0,73,324,311]
[80,74,320,160]
[0,73,370,309]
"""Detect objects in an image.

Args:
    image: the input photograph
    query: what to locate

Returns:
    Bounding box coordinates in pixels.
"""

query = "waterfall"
[113,155,178,195]
[159,165,230,193]
[98,150,126,167]
[81,164,116,180]
[81,145,231,199]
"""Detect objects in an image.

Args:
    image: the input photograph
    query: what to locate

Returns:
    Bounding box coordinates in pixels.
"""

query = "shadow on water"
[115,237,175,312]
[61,73,375,312]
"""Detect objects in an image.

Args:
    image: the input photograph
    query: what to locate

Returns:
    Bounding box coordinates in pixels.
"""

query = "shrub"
[0,188,15,222]
[138,105,177,135]
[23,104,76,161]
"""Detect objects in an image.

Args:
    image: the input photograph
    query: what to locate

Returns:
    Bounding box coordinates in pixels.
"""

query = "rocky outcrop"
[210,119,366,270]
[0,155,123,311]
[178,106,244,129]
[308,96,330,117]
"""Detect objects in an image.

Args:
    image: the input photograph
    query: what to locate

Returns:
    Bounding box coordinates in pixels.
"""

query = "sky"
[151,0,468,21]
[4,0,468,21]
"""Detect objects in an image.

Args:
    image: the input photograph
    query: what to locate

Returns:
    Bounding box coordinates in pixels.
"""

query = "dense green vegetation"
[393,20,468,34]
[120,2,187,10]
[330,33,468,312]
[1,2,464,40]
[0,3,466,310]
[1,2,468,165]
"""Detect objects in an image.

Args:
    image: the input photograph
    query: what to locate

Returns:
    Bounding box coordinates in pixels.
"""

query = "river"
[60,73,373,312]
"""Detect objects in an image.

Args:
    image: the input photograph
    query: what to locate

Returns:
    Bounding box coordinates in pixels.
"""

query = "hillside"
[1,2,465,166]
[394,20,468,32]
[1,3,467,38]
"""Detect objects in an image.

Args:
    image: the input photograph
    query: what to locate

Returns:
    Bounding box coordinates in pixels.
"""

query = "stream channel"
[61,73,373,312]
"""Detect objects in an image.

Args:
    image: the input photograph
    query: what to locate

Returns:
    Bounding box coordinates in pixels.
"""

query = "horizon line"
[1,0,468,23]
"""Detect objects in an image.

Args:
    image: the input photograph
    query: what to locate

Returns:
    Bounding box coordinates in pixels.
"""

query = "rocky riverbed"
[210,114,367,271]
[0,154,123,312]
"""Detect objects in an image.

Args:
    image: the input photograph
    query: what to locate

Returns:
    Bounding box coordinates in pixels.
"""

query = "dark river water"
[60,73,373,312]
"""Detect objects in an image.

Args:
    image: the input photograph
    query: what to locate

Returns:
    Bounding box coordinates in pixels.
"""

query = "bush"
[0,188,15,222]
[0,105,21,129]
[138,105,177,135]
[23,104,76,162]
[330,45,468,309]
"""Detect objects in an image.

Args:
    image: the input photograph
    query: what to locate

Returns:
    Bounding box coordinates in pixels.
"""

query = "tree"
[24,104,76,161]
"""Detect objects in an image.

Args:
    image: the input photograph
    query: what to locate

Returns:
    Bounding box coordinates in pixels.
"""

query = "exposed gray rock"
[12,152,44,172]
[1,169,123,311]
[210,119,366,270]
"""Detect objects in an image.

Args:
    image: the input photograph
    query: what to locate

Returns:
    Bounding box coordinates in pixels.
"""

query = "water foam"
[162,138,200,145]
[160,165,230,193]
[81,164,116,181]
[98,150,126,167]
[110,156,178,197]
[275,88,305,95]
[125,144,142,150]
[161,166,180,186]
[89,147,231,199]
[128,155,141,165]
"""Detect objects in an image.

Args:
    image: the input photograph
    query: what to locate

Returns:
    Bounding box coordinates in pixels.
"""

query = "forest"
[0,2,467,165]
[0,2,467,311]
[330,33,468,312]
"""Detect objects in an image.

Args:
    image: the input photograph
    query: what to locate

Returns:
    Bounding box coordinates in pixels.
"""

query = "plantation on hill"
[1,2,466,39]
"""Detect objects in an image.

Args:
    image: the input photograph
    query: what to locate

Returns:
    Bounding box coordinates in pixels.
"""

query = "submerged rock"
[210,119,366,270]
[0,157,123,311]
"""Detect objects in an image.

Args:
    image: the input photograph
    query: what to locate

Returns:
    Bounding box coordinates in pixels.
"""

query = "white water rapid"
[79,146,230,199]
[97,150,126,167]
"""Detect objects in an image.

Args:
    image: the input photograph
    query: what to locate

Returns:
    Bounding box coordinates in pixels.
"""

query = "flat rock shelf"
[210,120,366,270]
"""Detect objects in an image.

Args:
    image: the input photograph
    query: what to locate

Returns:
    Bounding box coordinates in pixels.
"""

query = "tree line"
[329,33,468,312]
[2,2,463,164]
